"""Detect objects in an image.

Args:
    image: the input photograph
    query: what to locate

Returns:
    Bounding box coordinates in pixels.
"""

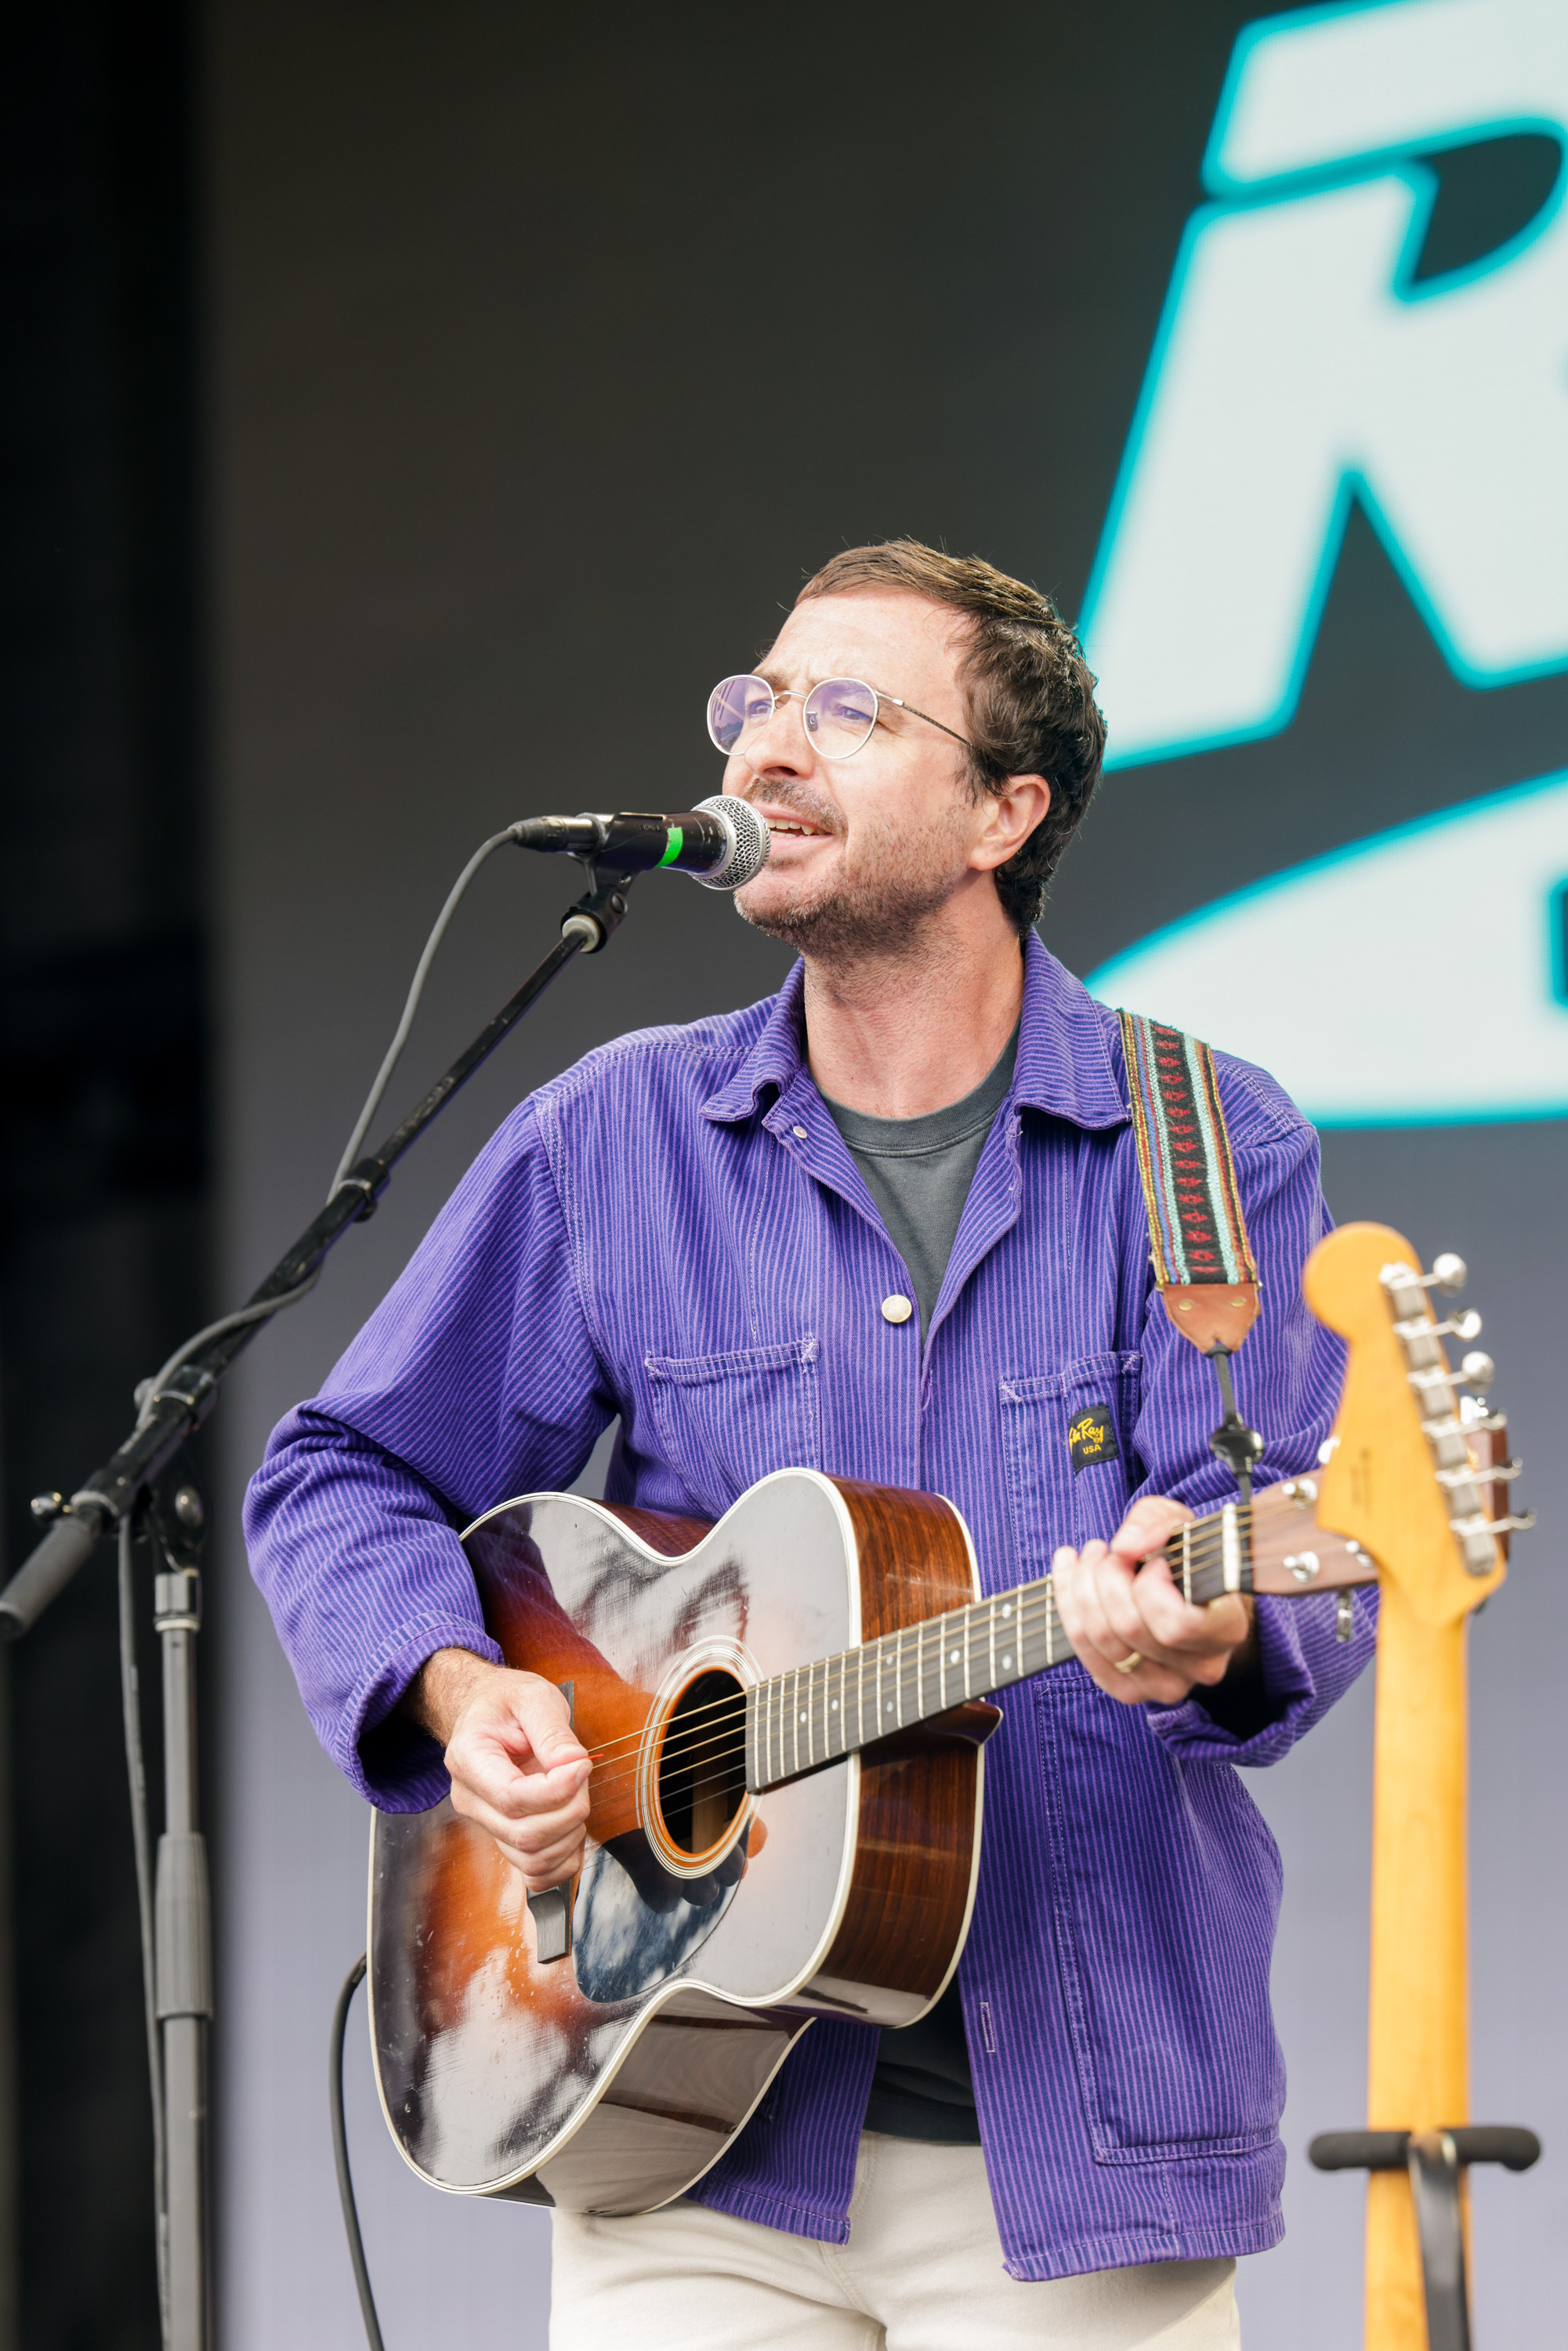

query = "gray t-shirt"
[824,1027,1019,1339]
[822,1024,1019,2143]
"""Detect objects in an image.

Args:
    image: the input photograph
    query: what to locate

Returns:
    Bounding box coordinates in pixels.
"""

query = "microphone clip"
[559,850,642,954]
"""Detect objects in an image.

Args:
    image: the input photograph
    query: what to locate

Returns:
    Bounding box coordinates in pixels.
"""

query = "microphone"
[510,795,770,891]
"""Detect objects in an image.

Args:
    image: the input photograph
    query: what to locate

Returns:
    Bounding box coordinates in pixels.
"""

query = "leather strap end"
[1161,1281,1260,1355]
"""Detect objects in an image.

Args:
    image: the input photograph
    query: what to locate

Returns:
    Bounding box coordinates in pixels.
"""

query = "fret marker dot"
[949,1650,960,1665]
[831,1698,838,1711]
[1001,1603,1012,1618]
[1001,1653,1012,1668]
[798,1710,806,1723]
[885,1701,895,1714]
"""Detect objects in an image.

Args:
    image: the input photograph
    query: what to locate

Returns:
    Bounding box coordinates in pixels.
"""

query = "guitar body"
[368,1470,985,2213]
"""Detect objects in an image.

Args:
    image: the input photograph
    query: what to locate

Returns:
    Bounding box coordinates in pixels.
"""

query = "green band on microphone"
[657,827,684,868]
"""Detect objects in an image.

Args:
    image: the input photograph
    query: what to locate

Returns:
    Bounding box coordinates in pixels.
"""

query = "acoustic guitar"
[366,1222,1518,2224]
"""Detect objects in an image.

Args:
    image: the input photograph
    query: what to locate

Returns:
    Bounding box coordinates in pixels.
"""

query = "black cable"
[331,1954,386,2351]
[330,824,523,1194]
[318,841,531,2351]
[129,830,518,1412]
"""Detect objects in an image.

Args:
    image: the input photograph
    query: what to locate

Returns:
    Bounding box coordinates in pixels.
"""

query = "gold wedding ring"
[1114,1650,1143,1673]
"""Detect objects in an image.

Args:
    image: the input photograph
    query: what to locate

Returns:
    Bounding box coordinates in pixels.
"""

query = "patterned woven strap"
[1117,1009,1260,1355]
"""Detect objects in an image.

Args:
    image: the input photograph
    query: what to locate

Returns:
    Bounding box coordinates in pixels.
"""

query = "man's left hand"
[1051,1496,1258,1707]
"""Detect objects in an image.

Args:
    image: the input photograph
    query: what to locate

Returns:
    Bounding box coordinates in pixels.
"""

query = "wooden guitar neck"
[1302,1224,1525,2351]
[745,1479,1379,1795]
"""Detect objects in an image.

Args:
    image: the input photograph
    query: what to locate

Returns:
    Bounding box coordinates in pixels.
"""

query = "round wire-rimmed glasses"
[707,672,974,764]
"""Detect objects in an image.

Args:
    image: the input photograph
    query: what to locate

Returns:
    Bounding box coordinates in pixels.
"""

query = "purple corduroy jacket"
[245,934,1373,2281]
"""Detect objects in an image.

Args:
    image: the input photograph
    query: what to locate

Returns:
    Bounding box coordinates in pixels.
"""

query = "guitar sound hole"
[657,1668,747,1857]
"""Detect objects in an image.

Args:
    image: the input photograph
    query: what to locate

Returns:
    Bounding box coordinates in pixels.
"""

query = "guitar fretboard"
[744,1502,1248,1795]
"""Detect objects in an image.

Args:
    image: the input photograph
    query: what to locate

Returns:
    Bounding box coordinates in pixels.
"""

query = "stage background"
[206,3,1568,2345]
[1,8,201,2342]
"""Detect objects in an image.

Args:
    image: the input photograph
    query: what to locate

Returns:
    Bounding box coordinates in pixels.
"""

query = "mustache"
[743,775,845,835]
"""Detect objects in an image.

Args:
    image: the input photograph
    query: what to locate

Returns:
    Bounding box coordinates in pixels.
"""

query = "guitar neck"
[745,1498,1256,1795]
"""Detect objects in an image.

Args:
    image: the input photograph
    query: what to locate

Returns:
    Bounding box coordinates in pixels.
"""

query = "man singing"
[247,540,1370,2348]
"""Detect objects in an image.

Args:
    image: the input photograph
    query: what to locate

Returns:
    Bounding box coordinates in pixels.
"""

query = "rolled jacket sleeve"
[244,1098,616,1808]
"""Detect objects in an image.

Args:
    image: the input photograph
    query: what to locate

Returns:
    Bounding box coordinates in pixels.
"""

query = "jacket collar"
[700,932,1129,1132]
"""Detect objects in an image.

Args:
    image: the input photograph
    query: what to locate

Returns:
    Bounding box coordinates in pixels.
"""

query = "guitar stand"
[1309,2126,1541,2351]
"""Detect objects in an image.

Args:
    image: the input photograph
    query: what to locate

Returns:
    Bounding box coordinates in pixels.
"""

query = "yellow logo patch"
[1067,1405,1120,1474]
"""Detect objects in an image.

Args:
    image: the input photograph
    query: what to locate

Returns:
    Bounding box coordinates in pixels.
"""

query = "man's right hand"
[403,1648,592,1893]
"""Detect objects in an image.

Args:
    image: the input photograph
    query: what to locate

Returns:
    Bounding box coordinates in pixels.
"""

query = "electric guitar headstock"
[1301,1223,1533,1625]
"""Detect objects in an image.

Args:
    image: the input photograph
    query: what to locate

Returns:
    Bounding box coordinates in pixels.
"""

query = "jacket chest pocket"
[644,1337,820,1516]
[1000,1352,1141,1574]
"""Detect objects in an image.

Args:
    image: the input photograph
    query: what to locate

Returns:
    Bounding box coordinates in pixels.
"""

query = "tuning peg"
[1458,1350,1495,1391]
[1436,1458,1522,1489]
[1392,1306,1482,1342]
[1387,1253,1470,1294]
[1450,1508,1536,1541]
[1381,1254,1469,1299]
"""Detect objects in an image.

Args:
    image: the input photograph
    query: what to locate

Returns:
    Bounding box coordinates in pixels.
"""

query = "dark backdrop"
[2,8,202,2349]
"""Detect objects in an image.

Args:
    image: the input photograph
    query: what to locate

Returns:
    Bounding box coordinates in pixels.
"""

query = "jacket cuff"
[339,1617,505,1810]
[1144,1595,1320,1767]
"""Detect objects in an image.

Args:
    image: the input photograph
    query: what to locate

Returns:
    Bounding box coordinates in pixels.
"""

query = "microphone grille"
[693,795,771,890]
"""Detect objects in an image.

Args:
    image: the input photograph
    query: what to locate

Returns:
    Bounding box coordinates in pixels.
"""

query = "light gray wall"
[208,5,1566,2342]
[1250,1125,1568,2342]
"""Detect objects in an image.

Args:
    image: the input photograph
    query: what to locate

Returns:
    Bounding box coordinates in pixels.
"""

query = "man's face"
[725,590,992,959]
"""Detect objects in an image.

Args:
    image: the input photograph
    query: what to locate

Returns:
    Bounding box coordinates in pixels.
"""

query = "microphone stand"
[0,853,643,2351]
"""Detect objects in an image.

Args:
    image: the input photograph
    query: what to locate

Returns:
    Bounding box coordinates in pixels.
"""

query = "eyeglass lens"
[707,674,880,762]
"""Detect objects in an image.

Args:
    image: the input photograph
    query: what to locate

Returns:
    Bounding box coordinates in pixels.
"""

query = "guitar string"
[578,1580,1066,1791]
[570,1508,1261,1783]
[587,1500,1375,1809]
[572,1526,1259,1798]
[579,1563,1259,1801]
[574,1455,1443,1787]
[579,1588,1076,1805]
[578,1528,1277,1805]
[570,1506,1260,1774]
[563,1460,1486,1835]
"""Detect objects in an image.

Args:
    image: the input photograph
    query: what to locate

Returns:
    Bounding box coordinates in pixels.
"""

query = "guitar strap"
[1117,1008,1260,1363]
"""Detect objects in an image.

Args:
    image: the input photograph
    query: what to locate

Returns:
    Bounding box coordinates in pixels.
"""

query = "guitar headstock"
[1302,1223,1532,1627]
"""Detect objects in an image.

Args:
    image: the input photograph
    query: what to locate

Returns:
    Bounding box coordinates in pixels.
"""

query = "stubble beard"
[735,795,975,966]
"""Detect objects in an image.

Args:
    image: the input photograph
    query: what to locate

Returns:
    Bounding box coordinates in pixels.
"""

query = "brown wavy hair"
[796,539,1106,933]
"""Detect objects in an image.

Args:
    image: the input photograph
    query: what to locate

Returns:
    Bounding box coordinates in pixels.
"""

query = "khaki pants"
[549,2132,1240,2350]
